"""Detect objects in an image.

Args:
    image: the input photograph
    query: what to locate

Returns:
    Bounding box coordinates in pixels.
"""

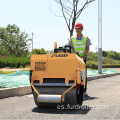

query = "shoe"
[84,92,88,97]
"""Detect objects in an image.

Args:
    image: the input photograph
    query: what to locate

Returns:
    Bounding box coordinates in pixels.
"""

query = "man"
[68,22,92,96]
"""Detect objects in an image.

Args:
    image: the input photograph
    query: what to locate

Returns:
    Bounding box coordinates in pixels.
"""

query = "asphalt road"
[0,75,120,119]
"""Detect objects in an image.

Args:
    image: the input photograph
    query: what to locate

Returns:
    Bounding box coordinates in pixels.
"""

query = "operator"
[68,22,92,96]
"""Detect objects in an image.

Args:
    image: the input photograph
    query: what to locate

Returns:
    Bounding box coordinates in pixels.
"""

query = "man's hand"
[81,55,86,60]
[71,46,75,53]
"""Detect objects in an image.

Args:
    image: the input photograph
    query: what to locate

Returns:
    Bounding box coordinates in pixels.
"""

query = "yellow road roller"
[29,42,86,107]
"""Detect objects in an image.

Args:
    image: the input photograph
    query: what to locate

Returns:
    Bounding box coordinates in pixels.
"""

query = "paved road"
[0,75,120,119]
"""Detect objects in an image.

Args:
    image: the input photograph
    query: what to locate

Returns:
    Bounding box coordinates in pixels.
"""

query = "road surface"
[0,75,120,119]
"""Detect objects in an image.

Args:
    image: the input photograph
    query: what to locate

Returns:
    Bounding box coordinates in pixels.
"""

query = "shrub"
[87,61,120,69]
[0,57,30,68]
[87,61,98,69]
[102,51,108,57]
[102,57,113,64]
[102,64,120,68]
[87,51,98,61]
[31,48,47,54]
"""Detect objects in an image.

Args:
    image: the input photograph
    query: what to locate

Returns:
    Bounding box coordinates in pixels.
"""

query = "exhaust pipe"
[37,94,62,103]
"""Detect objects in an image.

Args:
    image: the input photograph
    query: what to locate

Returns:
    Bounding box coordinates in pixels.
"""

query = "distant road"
[0,75,120,119]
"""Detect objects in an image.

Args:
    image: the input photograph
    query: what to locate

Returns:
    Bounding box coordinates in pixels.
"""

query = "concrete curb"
[0,85,32,99]
[87,72,120,81]
[0,73,120,99]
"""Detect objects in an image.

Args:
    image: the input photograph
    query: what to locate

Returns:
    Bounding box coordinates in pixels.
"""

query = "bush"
[102,51,108,57]
[112,60,120,64]
[88,50,120,62]
[0,57,30,68]
[87,51,98,61]
[31,48,47,54]
[107,51,120,60]
[102,57,113,64]
[87,61,120,69]
[87,61,98,69]
[102,64,120,68]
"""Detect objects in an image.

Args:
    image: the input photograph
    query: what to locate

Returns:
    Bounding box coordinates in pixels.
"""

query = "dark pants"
[84,60,87,92]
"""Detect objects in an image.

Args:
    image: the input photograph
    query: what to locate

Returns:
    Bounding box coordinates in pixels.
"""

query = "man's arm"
[68,38,75,53]
[71,46,75,53]
[85,45,89,56]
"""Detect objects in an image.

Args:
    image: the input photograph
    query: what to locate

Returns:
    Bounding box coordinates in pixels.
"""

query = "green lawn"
[0,69,30,75]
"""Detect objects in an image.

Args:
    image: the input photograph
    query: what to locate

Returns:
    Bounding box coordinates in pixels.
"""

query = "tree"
[53,0,95,37]
[31,48,47,54]
[40,48,47,54]
[46,50,54,54]
[88,51,98,61]
[108,51,116,60]
[102,51,108,57]
[0,24,30,57]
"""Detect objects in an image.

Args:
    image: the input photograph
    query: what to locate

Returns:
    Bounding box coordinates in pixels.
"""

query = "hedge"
[102,64,120,68]
[0,57,120,69]
[87,61,120,69]
[0,57,30,68]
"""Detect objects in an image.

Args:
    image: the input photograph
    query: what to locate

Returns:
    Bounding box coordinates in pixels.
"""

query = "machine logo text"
[52,54,68,57]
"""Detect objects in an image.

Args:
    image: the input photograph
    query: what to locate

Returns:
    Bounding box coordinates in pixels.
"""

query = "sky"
[0,0,120,52]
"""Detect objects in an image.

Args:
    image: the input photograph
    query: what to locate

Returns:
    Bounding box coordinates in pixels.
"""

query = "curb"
[0,85,32,99]
[0,73,120,99]
[87,72,120,81]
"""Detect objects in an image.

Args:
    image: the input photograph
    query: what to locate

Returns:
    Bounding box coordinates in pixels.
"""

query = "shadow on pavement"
[83,95,98,101]
[32,95,99,114]
[32,104,91,114]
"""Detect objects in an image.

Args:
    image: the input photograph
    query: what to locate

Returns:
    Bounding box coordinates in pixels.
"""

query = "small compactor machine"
[30,42,86,107]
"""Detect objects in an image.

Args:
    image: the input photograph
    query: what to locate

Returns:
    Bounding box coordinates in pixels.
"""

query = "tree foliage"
[102,51,108,57]
[0,24,30,57]
[46,50,54,54]
[88,50,120,64]
[88,51,98,61]
[107,51,120,60]
[31,48,47,54]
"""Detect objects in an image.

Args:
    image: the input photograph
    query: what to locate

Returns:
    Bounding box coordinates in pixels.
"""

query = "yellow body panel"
[30,53,86,102]
[30,53,86,85]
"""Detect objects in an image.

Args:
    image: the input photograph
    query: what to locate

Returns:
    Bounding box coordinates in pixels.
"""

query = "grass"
[0,71,15,74]
[0,69,30,75]
[22,69,30,72]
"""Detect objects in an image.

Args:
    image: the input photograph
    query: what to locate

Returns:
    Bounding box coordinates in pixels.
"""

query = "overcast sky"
[0,0,120,52]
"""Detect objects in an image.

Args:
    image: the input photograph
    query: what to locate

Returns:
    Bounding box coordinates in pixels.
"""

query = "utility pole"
[95,47,98,53]
[32,32,34,51]
[98,0,102,74]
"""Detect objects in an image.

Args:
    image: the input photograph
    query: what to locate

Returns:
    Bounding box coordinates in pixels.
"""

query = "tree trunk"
[70,29,73,38]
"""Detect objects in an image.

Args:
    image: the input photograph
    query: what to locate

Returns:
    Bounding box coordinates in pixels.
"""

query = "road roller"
[29,42,86,107]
